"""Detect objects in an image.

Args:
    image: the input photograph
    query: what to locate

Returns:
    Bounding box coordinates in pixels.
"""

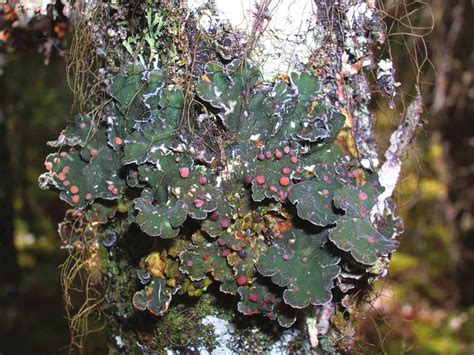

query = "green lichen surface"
[257,229,341,308]
[40,59,401,329]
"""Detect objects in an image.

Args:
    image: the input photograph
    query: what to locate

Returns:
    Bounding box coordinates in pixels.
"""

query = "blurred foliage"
[355,129,474,353]
[0,52,106,354]
[0,1,70,62]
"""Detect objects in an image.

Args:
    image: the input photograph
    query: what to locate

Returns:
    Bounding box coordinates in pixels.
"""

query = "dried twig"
[374,88,423,216]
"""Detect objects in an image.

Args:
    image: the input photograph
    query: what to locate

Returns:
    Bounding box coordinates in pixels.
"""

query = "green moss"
[154,296,218,350]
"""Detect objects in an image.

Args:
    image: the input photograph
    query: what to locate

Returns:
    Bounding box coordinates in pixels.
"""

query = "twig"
[374,87,423,217]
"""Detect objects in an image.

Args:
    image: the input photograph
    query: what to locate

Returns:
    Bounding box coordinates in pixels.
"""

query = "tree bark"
[67,0,415,352]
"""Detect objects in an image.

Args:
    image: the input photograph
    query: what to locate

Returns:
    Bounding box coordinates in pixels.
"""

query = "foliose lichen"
[40,57,401,333]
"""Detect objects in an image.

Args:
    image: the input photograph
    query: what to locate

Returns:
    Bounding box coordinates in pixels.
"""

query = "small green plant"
[40,60,399,328]
[122,8,173,68]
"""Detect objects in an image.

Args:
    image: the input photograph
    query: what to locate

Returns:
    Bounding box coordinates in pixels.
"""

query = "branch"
[374,89,423,216]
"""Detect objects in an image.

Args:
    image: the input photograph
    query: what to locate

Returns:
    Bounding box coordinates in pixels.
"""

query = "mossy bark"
[71,0,395,353]
[75,2,311,350]
[100,229,310,353]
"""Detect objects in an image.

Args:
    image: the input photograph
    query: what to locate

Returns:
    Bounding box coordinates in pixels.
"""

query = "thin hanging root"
[67,2,109,120]
[60,250,105,354]
[67,3,97,114]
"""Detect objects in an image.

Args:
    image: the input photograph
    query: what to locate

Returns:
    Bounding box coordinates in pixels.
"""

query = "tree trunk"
[63,0,417,352]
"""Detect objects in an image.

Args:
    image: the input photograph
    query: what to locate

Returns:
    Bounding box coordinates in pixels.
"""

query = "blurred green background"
[0,0,472,353]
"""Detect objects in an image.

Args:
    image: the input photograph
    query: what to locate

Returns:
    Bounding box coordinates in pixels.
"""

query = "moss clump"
[154,296,218,350]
